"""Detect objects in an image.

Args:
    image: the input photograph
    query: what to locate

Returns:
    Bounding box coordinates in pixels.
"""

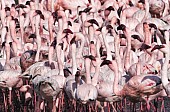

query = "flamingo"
[0,70,22,110]
[151,30,170,97]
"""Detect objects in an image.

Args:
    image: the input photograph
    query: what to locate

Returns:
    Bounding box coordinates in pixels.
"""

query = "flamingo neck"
[161,52,169,87]
[102,32,112,61]
[124,29,131,71]
[162,2,169,17]
[75,33,85,57]
[144,29,152,46]
[35,15,41,62]
[141,1,149,22]
[71,44,77,75]
[113,60,122,96]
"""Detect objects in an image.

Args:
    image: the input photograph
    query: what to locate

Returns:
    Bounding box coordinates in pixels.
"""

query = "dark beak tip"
[63,29,73,34]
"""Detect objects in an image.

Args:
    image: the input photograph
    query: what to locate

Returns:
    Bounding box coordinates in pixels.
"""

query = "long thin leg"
[3,90,7,112]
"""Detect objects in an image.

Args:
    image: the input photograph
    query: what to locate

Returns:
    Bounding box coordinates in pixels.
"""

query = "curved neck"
[102,31,112,60]
[35,15,41,62]
[162,2,169,17]
[161,31,170,87]
[124,28,131,71]
[56,45,64,76]
[114,35,123,73]
[71,43,77,75]
[113,60,122,95]
[144,26,152,46]
[141,0,149,22]
[161,52,169,87]
[75,33,85,57]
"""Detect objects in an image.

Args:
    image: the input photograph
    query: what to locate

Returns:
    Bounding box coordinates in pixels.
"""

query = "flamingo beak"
[100,60,112,67]
[5,7,10,11]
[83,55,96,61]
[74,18,79,23]
[79,11,84,15]
[151,45,165,52]
[96,27,102,31]
[117,6,123,18]
[148,23,157,29]
[140,43,151,50]
[35,10,42,15]
[129,1,134,6]
[87,19,99,26]
[67,21,72,26]
[40,14,45,20]
[138,0,145,4]
[131,35,143,42]
[159,29,167,36]
[89,55,96,61]
[58,43,64,50]
[50,40,57,48]
[19,4,27,8]
[68,9,72,14]
[2,42,6,47]
[117,24,126,31]
[106,25,113,30]
[75,71,81,77]
[63,29,73,34]
[83,7,92,13]
[106,6,115,11]
[52,12,58,19]
[70,36,76,44]
[28,34,36,39]
[90,41,94,44]
[119,34,126,38]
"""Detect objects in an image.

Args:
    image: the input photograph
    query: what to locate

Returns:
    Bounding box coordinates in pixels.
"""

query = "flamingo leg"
[53,99,57,112]
[107,102,110,112]
[161,99,165,112]
[132,102,136,112]
[3,90,7,112]
[40,100,44,111]
[8,87,12,105]
[111,103,117,112]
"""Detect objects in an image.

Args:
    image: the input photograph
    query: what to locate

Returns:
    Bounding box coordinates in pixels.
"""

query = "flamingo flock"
[1,0,170,111]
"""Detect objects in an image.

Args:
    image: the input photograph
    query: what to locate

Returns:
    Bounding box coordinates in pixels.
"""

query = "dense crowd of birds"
[1,0,170,112]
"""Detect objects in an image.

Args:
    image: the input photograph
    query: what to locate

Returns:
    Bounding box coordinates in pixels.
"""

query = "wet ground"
[0,89,170,112]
